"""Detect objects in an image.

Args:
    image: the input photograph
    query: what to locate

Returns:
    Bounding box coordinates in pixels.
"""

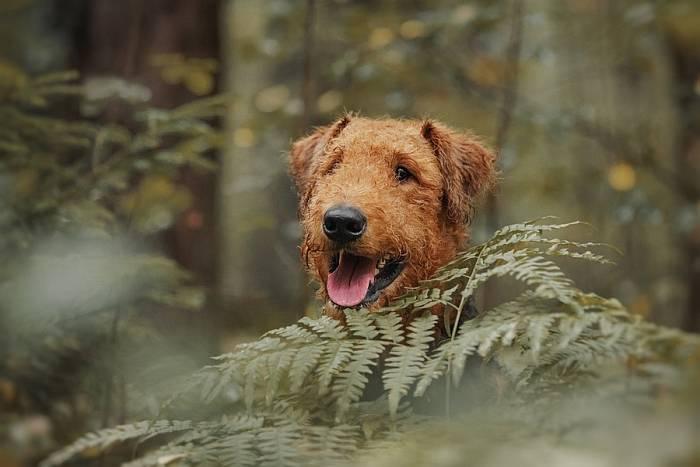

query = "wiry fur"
[289,115,496,319]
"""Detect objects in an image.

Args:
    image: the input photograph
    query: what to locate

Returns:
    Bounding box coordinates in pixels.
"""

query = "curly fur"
[289,115,496,319]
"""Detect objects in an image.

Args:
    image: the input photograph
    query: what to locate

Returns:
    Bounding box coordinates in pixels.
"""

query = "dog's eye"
[323,159,341,176]
[395,166,413,182]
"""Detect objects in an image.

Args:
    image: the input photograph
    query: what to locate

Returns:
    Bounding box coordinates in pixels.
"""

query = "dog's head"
[289,115,496,313]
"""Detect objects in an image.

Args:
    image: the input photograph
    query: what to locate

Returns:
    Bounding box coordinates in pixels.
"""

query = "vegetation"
[0,65,226,455]
[2,1,700,466]
[41,220,700,467]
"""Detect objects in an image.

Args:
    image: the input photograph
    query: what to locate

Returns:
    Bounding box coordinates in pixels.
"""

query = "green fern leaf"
[316,340,355,396]
[374,313,404,344]
[40,421,194,467]
[414,346,449,397]
[345,309,380,339]
[333,340,384,418]
[301,425,361,466]
[301,315,348,340]
[265,348,296,406]
[288,343,325,392]
[383,314,436,415]
[256,423,303,467]
[213,432,258,467]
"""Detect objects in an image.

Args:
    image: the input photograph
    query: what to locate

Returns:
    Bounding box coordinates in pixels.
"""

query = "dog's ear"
[421,120,497,225]
[289,115,351,196]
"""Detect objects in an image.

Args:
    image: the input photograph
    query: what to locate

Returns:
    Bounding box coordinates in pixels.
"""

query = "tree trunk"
[71,0,223,426]
[217,0,311,330]
[74,0,222,294]
[73,0,223,360]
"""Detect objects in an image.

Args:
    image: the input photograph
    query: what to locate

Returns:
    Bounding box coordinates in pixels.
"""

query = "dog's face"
[289,116,495,314]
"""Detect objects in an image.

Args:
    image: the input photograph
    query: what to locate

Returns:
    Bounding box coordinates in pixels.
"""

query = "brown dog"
[289,115,496,319]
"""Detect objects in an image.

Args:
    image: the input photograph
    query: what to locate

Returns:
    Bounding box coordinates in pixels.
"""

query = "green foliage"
[0,66,224,309]
[42,220,700,467]
[0,66,226,441]
[0,66,224,242]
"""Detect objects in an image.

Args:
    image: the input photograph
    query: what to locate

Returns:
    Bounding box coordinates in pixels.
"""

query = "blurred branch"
[440,51,700,204]
[483,0,524,307]
[123,0,145,78]
[101,0,145,433]
[300,0,317,132]
[494,0,524,155]
[567,116,700,202]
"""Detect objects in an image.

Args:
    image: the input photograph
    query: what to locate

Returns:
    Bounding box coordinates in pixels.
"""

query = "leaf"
[383,314,436,416]
[526,315,557,361]
[256,424,303,467]
[345,309,380,339]
[39,218,700,467]
[333,340,384,418]
[414,346,449,397]
[374,313,404,344]
[288,343,324,392]
[301,316,348,340]
[316,340,354,395]
[40,421,194,467]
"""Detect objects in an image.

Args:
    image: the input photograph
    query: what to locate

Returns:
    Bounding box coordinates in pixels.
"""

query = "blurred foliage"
[219,0,700,330]
[43,221,700,467]
[150,54,219,97]
[0,63,226,463]
[1,0,700,465]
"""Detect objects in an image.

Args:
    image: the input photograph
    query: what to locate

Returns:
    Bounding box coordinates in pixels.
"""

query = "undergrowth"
[41,219,700,467]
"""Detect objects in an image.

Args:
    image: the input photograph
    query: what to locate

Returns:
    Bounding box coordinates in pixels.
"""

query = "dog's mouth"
[326,251,405,308]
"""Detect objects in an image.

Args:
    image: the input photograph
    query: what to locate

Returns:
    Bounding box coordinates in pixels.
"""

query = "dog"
[289,115,496,319]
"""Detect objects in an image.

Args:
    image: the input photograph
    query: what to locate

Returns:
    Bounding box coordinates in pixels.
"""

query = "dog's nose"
[323,204,367,243]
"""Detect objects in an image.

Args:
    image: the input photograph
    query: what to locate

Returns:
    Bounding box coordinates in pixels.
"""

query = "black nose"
[323,204,367,243]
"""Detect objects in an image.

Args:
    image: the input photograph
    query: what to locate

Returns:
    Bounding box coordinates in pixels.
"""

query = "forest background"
[0,0,699,465]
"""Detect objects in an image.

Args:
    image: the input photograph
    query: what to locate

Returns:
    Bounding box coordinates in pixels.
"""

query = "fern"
[383,314,437,416]
[42,220,700,467]
[256,423,303,467]
[1,67,231,464]
[41,420,197,467]
[333,340,384,418]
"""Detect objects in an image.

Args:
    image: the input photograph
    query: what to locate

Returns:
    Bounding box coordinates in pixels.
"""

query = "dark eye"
[395,166,413,182]
[324,160,340,176]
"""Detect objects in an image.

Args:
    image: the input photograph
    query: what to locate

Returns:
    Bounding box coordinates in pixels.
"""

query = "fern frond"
[256,423,304,467]
[41,219,700,467]
[265,323,318,343]
[244,353,268,409]
[373,311,405,343]
[345,309,380,339]
[40,421,195,467]
[288,343,325,392]
[383,314,437,416]
[122,415,265,467]
[209,432,258,467]
[316,340,356,397]
[332,340,384,419]
[300,425,361,466]
[265,348,297,406]
[301,315,348,340]
[414,345,449,397]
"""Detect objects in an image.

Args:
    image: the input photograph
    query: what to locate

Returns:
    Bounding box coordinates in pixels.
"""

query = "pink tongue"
[327,253,375,307]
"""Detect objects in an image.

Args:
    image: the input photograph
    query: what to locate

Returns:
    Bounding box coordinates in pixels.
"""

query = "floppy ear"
[289,115,351,198]
[421,120,497,225]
